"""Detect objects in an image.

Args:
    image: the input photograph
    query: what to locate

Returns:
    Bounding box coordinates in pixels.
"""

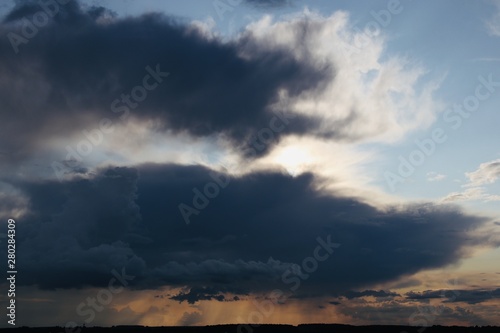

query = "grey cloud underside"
[406,288,500,304]
[169,286,241,304]
[0,1,331,162]
[335,303,489,326]
[4,164,491,301]
[338,289,400,300]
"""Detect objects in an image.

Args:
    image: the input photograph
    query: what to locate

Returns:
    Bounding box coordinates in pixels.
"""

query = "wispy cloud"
[441,158,500,202]
[465,158,500,187]
[427,172,446,182]
[442,187,500,203]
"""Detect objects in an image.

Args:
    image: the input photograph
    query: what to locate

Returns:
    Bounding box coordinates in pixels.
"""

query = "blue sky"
[1,0,500,328]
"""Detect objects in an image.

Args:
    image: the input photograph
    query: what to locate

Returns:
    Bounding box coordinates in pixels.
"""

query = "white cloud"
[239,10,444,144]
[441,158,500,203]
[220,10,444,204]
[427,172,447,182]
[251,135,382,198]
[189,17,218,39]
[442,187,500,203]
[465,158,500,187]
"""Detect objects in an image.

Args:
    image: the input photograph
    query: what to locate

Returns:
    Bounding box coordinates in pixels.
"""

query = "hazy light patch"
[44,119,229,178]
[0,182,29,220]
[457,246,500,276]
[268,145,313,176]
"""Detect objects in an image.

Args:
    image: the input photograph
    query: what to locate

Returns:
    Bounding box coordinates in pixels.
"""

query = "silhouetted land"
[0,324,499,333]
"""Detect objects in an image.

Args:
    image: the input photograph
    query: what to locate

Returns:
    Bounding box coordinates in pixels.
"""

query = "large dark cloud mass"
[0,0,330,163]
[0,0,498,317]
[3,163,491,302]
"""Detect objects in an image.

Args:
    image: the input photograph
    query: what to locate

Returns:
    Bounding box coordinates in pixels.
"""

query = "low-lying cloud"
[3,164,493,300]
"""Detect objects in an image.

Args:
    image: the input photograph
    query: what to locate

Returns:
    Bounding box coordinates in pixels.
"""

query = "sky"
[0,0,500,328]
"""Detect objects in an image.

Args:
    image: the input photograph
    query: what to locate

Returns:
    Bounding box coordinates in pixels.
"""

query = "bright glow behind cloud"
[238,11,443,143]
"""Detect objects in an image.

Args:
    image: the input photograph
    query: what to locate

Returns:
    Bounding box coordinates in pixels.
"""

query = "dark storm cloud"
[406,288,500,304]
[6,167,147,289]
[2,1,40,22]
[0,0,331,163]
[170,286,226,304]
[340,290,400,300]
[4,163,495,300]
